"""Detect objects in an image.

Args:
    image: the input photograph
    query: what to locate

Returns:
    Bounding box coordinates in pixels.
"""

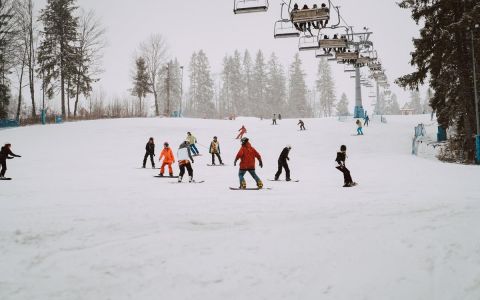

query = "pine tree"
[423,88,433,114]
[131,57,150,116]
[288,53,310,117]
[158,59,182,116]
[0,0,17,119]
[385,93,401,115]
[409,90,423,114]
[188,50,215,118]
[242,50,254,116]
[251,50,267,117]
[316,58,336,117]
[265,52,287,116]
[219,54,233,117]
[37,0,79,119]
[336,93,349,116]
[397,0,480,161]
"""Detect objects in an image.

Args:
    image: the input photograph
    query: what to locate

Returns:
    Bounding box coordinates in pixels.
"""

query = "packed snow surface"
[1,115,480,300]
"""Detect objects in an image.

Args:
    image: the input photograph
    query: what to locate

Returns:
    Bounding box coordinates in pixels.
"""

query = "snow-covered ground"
[1,115,480,300]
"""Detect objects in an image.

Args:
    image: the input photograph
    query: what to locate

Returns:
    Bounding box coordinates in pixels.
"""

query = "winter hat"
[286,145,292,149]
[213,136,217,139]
[340,145,347,151]
[241,137,249,145]
[164,142,169,147]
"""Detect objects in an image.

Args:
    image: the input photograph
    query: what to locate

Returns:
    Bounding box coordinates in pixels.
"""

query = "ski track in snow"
[1,116,480,300]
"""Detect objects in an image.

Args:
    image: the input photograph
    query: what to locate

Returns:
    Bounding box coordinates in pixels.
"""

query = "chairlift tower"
[349,29,372,118]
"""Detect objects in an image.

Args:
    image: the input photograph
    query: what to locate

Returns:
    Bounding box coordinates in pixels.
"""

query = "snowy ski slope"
[1,115,480,300]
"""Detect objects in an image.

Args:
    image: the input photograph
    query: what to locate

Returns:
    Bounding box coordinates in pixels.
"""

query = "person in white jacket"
[177,141,194,182]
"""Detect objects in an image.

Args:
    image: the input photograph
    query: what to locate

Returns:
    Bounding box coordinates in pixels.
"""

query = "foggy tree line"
[0,0,106,122]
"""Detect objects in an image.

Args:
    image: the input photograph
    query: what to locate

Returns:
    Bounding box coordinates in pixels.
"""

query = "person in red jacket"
[236,125,247,139]
[158,142,175,177]
[234,137,263,189]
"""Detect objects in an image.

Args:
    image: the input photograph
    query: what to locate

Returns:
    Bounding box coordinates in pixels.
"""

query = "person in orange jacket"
[158,142,175,177]
[234,137,263,189]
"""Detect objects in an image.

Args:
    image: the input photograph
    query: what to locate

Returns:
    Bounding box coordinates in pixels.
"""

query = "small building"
[400,103,415,116]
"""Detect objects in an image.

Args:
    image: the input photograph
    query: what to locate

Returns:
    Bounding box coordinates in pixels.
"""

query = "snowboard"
[154,175,179,178]
[268,179,300,182]
[207,164,227,167]
[0,177,12,180]
[344,182,358,187]
[138,167,159,169]
[192,154,202,157]
[229,187,272,190]
[170,180,205,184]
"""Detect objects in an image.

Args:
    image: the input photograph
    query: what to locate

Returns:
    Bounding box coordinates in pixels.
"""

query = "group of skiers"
[141,123,356,188]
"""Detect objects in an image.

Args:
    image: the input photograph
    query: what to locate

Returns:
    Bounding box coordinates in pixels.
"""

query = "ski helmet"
[241,137,249,145]
[164,142,169,147]
[340,145,347,151]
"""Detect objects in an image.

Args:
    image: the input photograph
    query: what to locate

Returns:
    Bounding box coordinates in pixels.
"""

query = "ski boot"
[240,179,247,189]
[274,176,279,181]
[169,173,174,177]
[286,178,291,182]
[189,176,193,183]
[257,180,263,189]
[178,176,183,183]
[158,173,164,177]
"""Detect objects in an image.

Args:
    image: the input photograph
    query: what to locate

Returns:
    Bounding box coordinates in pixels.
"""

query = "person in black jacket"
[142,137,155,168]
[274,145,292,181]
[298,120,306,130]
[335,145,355,187]
[0,143,21,178]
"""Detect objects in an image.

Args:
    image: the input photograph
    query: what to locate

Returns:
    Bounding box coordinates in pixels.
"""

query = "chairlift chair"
[234,0,269,14]
[315,50,333,58]
[274,19,300,39]
[318,37,348,49]
[298,35,320,51]
[291,5,330,24]
[335,51,359,61]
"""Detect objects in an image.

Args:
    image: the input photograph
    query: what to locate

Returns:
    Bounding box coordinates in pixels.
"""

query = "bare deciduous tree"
[139,34,168,116]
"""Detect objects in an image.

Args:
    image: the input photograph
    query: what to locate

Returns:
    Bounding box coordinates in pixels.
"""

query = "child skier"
[274,145,291,181]
[298,120,306,130]
[356,119,364,135]
[209,136,224,165]
[177,141,195,182]
[158,142,175,177]
[186,132,199,155]
[335,145,356,187]
[236,125,247,139]
[0,143,21,179]
[234,137,263,189]
[142,137,155,168]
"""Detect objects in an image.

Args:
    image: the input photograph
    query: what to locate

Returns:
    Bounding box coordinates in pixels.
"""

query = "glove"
[259,161,263,168]
[191,159,194,164]
[234,160,237,166]
[287,157,290,161]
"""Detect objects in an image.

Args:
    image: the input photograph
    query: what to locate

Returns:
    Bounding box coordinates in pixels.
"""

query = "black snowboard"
[207,164,227,167]
[138,167,159,169]
[170,180,205,184]
[343,182,358,187]
[268,179,300,182]
[154,175,179,178]
[229,187,272,190]
[0,177,12,180]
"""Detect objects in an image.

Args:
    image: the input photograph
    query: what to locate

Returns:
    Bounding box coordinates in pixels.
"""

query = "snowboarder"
[364,114,370,127]
[177,141,194,182]
[0,143,21,179]
[272,114,277,125]
[298,120,306,130]
[209,136,224,165]
[278,114,282,120]
[234,137,263,189]
[142,137,155,168]
[335,145,356,187]
[186,132,199,155]
[356,119,364,135]
[274,145,291,181]
[236,125,247,139]
[158,142,175,177]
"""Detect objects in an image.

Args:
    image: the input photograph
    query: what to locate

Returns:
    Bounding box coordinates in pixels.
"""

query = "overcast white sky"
[34,0,425,111]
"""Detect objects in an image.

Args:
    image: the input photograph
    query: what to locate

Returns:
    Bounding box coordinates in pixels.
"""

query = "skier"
[186,132,199,155]
[364,114,370,127]
[0,143,21,179]
[236,125,247,139]
[335,145,356,187]
[272,114,277,125]
[158,142,175,177]
[234,137,263,189]
[298,120,306,130]
[356,119,364,135]
[209,136,224,165]
[274,145,291,181]
[142,137,155,168]
[177,141,194,183]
